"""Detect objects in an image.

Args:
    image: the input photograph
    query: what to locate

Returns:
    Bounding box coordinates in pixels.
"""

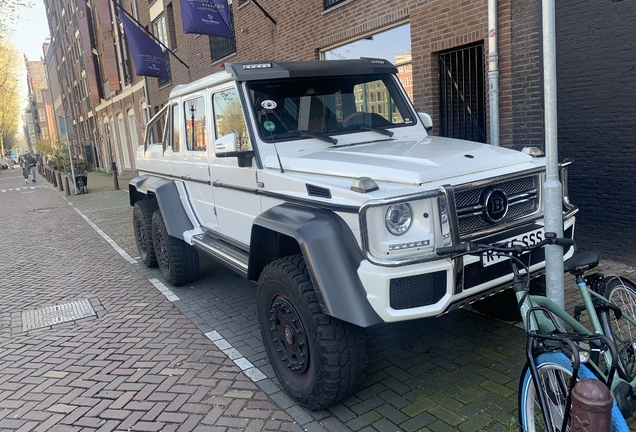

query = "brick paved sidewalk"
[9,168,635,431]
[0,171,302,431]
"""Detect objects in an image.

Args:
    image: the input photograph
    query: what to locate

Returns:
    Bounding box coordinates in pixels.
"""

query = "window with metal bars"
[209,3,236,62]
[324,0,348,10]
[438,43,486,143]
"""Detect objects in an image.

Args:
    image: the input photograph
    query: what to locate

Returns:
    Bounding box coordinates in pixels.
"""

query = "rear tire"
[151,210,199,286]
[133,199,158,267]
[257,254,368,411]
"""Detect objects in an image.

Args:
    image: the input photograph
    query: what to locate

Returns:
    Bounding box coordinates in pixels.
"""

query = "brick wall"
[555,0,636,262]
[510,0,543,150]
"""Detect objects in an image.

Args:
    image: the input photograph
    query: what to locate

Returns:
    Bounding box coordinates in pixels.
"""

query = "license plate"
[481,228,545,267]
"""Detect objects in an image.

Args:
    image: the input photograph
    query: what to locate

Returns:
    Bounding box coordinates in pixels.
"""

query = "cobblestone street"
[0,168,634,431]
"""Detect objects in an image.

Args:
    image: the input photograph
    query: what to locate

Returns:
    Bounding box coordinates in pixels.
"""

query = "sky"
[10,0,50,60]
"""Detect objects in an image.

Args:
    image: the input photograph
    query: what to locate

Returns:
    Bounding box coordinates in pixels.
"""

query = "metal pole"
[488,0,500,146]
[542,0,565,310]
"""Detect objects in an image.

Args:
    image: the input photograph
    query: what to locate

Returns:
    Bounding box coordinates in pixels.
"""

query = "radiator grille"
[390,271,447,310]
[456,175,540,237]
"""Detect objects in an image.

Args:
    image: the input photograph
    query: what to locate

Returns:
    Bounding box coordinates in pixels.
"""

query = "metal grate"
[306,184,332,199]
[439,43,486,143]
[389,271,447,310]
[22,300,96,331]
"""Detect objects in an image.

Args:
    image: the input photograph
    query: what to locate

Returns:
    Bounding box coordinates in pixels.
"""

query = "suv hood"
[266,136,537,185]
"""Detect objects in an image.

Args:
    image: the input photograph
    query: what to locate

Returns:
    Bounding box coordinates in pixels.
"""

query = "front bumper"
[357,217,576,323]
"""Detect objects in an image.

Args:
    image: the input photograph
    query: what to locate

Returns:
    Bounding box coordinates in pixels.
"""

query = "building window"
[209,2,235,63]
[438,42,486,143]
[127,109,140,148]
[153,15,172,85]
[166,3,178,50]
[322,24,412,102]
[39,109,46,121]
[36,90,42,103]
[41,127,49,140]
[153,15,168,47]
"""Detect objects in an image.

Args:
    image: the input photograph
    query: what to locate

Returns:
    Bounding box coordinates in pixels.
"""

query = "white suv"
[130,58,577,410]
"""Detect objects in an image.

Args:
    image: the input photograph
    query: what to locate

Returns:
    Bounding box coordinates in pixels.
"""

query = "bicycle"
[436,233,636,431]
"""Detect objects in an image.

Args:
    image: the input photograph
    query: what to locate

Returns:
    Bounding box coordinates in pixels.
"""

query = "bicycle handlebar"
[436,233,574,257]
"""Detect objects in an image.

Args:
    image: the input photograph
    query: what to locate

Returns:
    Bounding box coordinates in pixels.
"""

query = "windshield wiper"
[348,124,394,137]
[296,130,338,144]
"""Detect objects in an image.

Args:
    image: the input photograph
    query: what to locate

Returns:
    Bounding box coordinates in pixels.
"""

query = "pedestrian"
[27,153,37,183]
[9,157,14,172]
[20,156,29,184]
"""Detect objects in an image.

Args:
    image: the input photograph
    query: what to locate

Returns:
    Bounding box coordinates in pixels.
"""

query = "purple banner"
[180,0,234,39]
[118,9,170,80]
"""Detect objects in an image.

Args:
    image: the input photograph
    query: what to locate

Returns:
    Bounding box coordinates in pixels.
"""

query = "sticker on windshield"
[261,100,277,110]
[263,121,276,131]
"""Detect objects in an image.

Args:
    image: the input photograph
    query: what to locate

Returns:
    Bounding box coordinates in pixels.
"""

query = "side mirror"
[418,112,433,132]
[214,132,238,154]
[214,132,254,167]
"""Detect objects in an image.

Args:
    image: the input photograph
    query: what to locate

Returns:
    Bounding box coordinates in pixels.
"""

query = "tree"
[0,0,34,26]
[0,31,22,156]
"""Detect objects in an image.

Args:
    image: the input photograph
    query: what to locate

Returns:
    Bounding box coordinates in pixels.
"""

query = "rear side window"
[184,96,207,152]
[171,104,180,152]
[213,88,251,151]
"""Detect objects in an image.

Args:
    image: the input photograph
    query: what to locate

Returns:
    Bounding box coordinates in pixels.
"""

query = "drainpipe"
[488,0,500,146]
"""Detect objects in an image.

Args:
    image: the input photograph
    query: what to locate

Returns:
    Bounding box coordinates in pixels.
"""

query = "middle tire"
[257,254,368,411]
[133,199,159,267]
[151,210,200,286]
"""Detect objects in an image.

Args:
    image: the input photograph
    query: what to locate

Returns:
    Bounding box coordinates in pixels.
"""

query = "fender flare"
[129,176,193,240]
[249,203,382,327]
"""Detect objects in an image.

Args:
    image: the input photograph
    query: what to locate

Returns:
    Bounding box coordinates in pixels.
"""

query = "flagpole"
[251,0,277,25]
[114,2,190,71]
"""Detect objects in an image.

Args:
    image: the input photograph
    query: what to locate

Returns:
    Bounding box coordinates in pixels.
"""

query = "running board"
[191,233,249,277]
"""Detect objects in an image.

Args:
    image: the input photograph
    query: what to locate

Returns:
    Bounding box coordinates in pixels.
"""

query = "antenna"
[272,141,284,173]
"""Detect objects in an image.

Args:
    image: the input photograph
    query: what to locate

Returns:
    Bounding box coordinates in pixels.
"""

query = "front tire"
[133,199,158,267]
[518,352,628,432]
[603,277,636,377]
[151,210,199,286]
[257,254,368,411]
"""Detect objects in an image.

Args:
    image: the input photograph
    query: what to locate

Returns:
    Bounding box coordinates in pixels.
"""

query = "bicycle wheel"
[519,352,628,432]
[604,276,636,377]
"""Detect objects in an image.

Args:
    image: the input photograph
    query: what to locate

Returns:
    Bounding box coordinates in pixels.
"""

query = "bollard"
[64,176,71,196]
[58,172,64,191]
[112,161,119,190]
[53,171,58,188]
[572,378,612,431]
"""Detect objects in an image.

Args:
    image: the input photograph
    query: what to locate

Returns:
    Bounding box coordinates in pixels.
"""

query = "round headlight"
[385,203,412,236]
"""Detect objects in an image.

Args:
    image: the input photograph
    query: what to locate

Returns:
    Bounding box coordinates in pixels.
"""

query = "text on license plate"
[481,229,545,267]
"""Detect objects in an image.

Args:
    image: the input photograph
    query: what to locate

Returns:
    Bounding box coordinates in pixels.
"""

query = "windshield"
[246,74,416,142]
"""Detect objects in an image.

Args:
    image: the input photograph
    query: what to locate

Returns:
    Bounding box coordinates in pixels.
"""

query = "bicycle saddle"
[564,250,600,273]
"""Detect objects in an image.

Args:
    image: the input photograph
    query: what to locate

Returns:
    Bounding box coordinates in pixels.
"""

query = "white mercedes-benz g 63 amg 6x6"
[130,58,577,410]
